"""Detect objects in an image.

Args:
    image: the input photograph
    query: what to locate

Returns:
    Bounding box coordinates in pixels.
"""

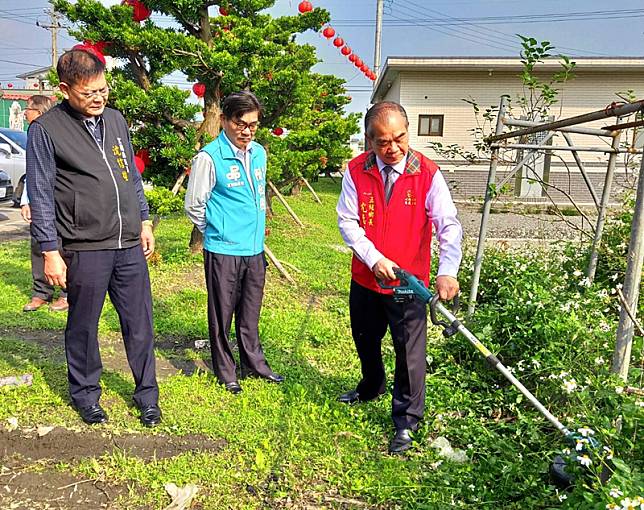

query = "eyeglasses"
[231,119,259,132]
[69,86,110,99]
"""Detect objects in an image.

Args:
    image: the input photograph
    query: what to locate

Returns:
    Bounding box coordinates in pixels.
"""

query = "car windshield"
[0,129,27,150]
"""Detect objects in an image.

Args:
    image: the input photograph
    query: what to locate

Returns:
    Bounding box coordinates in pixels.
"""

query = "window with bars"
[418,114,444,136]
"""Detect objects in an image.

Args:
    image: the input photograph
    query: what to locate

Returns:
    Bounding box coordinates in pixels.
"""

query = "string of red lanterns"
[298,1,377,82]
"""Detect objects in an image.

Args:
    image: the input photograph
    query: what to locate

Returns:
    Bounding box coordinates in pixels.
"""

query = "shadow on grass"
[0,333,138,410]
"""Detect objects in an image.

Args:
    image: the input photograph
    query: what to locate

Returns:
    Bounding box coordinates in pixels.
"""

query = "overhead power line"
[332,8,644,26]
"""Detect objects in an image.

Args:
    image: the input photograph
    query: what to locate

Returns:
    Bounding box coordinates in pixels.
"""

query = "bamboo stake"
[268,180,304,228]
[264,244,295,285]
[301,177,322,204]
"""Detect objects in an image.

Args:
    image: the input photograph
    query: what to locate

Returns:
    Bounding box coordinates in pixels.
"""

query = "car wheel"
[12,177,24,208]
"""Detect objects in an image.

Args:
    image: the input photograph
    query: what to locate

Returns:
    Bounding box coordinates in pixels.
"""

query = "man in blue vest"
[185,91,283,394]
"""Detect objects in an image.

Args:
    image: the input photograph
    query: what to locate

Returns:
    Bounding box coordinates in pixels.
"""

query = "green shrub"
[144,186,185,216]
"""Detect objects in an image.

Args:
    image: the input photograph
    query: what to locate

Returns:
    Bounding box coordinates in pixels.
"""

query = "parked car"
[0,170,14,203]
[0,127,27,206]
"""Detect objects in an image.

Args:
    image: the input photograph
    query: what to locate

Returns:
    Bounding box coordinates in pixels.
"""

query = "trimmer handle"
[430,293,461,337]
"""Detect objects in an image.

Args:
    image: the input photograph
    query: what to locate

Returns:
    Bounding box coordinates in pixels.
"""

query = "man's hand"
[141,223,155,260]
[43,251,67,288]
[20,205,31,223]
[436,275,459,301]
[372,257,399,281]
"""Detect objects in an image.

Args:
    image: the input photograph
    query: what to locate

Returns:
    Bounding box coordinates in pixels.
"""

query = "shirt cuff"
[437,264,459,278]
[40,241,59,252]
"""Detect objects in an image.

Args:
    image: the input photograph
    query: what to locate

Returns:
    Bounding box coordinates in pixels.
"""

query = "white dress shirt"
[184,132,254,232]
[337,153,462,277]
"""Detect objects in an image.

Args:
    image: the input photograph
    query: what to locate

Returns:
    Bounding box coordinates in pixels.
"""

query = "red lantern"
[341,46,351,56]
[219,6,229,16]
[272,127,284,136]
[134,155,146,174]
[121,0,151,22]
[348,54,357,63]
[136,149,152,166]
[354,58,363,68]
[370,74,377,81]
[7,83,13,89]
[298,1,313,13]
[333,37,344,48]
[347,96,352,101]
[322,26,335,39]
[360,64,369,72]
[33,83,39,88]
[192,82,206,98]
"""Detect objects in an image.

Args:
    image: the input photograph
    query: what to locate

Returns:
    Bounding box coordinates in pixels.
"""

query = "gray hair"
[364,101,409,137]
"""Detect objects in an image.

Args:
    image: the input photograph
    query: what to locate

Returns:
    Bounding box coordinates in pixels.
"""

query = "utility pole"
[374,0,384,80]
[37,9,62,68]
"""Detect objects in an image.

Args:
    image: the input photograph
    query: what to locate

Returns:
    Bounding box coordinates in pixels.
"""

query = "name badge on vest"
[226,165,245,188]
[404,189,417,206]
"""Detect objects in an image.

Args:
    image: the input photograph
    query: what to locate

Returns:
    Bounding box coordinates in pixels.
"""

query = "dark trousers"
[62,246,159,408]
[349,280,428,430]
[204,250,272,384]
[30,233,67,301]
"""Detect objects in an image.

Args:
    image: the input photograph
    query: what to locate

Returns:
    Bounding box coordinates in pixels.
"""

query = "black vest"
[35,102,141,251]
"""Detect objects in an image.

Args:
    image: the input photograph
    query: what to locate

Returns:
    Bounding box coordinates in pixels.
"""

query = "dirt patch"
[0,470,130,510]
[1,427,226,467]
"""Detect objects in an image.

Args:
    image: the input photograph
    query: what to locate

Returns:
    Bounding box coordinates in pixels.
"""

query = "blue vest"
[201,132,267,256]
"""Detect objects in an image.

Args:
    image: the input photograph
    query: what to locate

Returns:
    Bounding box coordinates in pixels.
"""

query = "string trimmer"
[379,267,603,487]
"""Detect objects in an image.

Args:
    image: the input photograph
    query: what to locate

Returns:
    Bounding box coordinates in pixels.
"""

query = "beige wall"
[397,69,644,171]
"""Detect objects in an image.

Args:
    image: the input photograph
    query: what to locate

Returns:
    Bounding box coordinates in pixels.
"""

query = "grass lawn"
[0,179,640,509]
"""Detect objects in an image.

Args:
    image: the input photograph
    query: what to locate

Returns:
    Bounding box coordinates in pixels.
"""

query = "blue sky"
[2,0,643,119]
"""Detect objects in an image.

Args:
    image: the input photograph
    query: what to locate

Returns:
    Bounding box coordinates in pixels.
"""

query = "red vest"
[349,149,438,294]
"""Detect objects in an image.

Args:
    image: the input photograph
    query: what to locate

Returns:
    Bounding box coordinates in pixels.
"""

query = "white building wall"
[400,69,644,169]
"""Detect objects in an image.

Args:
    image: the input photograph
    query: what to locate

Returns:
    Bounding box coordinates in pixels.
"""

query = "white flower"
[576,438,589,451]
[580,277,591,287]
[563,379,578,393]
[607,504,619,510]
[615,386,624,394]
[600,322,611,332]
[562,448,571,455]
[636,401,644,408]
[531,359,541,369]
[573,269,583,277]
[619,497,637,510]
[579,454,592,467]
[468,484,475,490]
[610,273,619,281]
[609,488,623,498]
[595,356,606,365]
[603,446,614,460]
[578,427,595,437]
[558,493,568,501]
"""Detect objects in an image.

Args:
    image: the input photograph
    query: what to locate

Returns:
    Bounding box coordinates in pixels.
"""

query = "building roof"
[372,56,644,103]
[16,66,54,80]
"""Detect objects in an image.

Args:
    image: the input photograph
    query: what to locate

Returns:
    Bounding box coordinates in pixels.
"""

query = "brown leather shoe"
[49,297,69,312]
[23,297,48,312]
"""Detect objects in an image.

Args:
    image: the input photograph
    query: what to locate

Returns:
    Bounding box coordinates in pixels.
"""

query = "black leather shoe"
[261,372,284,383]
[139,404,162,427]
[76,403,108,425]
[338,389,361,404]
[337,389,384,404]
[388,428,413,454]
[224,381,242,394]
[242,372,285,384]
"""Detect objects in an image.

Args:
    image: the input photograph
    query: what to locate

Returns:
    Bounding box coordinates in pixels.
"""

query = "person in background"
[184,91,284,395]
[336,101,462,454]
[20,95,68,313]
[26,48,161,427]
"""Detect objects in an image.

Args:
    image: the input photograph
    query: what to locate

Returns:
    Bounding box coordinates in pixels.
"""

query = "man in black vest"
[26,49,161,427]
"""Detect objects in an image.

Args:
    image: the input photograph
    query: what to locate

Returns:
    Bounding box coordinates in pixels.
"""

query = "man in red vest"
[337,101,462,454]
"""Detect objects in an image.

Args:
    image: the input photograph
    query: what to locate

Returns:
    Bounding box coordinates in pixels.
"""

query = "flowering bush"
[446,214,643,507]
